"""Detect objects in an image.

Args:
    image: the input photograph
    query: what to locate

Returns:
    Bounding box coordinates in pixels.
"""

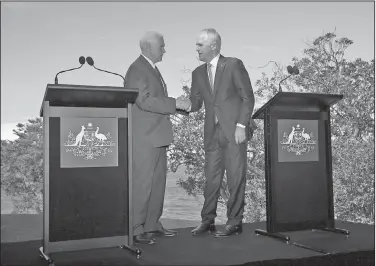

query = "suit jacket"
[189,55,255,151]
[125,55,176,148]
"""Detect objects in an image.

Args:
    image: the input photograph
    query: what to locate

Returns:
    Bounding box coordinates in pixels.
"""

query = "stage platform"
[1,215,374,266]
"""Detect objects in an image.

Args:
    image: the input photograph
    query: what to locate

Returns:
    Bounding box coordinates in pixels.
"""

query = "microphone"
[54,56,85,84]
[86,56,126,87]
[278,65,299,92]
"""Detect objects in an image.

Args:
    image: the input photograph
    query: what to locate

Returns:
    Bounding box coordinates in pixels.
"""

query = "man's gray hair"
[200,28,221,53]
[139,31,163,52]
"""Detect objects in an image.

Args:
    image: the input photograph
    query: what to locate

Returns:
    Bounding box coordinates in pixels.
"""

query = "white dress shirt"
[142,54,155,69]
[208,54,220,89]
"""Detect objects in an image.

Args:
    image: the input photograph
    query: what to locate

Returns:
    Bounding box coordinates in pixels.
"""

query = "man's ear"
[211,42,217,52]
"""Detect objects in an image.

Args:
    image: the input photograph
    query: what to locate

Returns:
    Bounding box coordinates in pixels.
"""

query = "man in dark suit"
[181,28,255,237]
[125,31,187,244]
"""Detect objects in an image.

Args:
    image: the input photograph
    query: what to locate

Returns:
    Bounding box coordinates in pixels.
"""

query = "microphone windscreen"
[86,56,94,66]
[79,56,86,65]
[293,66,300,75]
[287,65,293,74]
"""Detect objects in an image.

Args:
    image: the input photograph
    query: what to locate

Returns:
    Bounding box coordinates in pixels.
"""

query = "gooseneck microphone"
[86,57,126,87]
[278,65,300,92]
[54,56,85,84]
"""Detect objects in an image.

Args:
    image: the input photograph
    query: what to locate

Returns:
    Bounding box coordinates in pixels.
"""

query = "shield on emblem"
[294,131,303,142]
[84,130,95,142]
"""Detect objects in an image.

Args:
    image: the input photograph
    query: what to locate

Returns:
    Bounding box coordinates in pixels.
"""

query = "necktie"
[207,63,214,92]
[207,63,218,124]
[155,66,168,97]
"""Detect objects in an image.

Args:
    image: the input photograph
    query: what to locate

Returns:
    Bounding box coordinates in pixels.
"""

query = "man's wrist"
[236,123,246,128]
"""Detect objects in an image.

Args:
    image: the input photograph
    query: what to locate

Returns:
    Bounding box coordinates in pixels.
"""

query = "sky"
[1,1,374,140]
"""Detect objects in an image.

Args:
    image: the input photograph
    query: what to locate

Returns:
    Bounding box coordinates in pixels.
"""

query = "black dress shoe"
[213,224,242,238]
[191,222,216,236]
[151,227,178,237]
[133,233,156,244]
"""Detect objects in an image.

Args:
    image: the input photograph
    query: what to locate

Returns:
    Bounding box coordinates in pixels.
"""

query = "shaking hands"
[176,97,191,112]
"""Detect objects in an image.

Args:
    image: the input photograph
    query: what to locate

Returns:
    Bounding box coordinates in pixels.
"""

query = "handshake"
[176,97,191,112]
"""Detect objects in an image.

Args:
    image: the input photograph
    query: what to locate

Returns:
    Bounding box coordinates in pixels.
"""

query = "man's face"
[149,37,166,64]
[196,34,215,63]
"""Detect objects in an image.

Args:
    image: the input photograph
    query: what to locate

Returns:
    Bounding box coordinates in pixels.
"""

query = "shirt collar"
[141,54,155,69]
[208,54,220,67]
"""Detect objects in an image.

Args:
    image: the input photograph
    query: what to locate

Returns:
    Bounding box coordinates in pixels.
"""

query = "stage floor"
[1,217,374,266]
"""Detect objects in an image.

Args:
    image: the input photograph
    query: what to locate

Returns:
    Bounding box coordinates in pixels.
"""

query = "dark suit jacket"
[189,55,255,151]
[125,55,177,148]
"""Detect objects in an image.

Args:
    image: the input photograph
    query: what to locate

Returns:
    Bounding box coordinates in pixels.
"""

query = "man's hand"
[235,126,246,144]
[176,98,191,111]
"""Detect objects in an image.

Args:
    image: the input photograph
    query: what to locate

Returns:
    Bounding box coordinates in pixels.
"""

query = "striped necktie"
[207,63,214,92]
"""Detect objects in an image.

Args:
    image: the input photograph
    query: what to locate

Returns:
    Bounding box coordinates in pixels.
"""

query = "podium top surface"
[252,91,343,119]
[40,84,139,117]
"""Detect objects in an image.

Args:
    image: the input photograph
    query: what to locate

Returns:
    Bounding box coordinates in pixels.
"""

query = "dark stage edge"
[1,221,374,266]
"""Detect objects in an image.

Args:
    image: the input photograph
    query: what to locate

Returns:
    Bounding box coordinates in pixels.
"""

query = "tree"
[1,118,44,213]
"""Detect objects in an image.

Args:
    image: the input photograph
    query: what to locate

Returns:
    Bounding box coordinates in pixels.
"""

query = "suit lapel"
[213,55,226,98]
[138,55,159,80]
[138,55,167,95]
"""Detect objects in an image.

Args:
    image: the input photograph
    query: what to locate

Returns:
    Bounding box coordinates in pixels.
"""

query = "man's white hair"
[199,28,221,53]
[139,31,163,52]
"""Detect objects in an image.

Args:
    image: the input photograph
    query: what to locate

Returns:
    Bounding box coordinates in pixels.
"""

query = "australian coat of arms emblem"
[64,122,116,160]
[280,124,317,155]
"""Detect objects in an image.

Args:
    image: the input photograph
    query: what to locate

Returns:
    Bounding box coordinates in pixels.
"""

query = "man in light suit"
[125,31,187,244]
[181,29,255,237]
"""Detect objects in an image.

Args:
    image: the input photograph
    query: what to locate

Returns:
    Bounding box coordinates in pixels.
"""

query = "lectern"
[252,91,350,254]
[39,84,139,264]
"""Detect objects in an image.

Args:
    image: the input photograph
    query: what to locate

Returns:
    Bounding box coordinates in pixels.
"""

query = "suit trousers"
[132,143,167,236]
[201,123,247,226]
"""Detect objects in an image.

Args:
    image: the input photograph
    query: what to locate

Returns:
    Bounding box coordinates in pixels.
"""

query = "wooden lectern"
[252,91,350,254]
[39,84,140,264]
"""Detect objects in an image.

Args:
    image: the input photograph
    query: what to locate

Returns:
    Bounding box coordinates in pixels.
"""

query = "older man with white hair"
[125,31,187,245]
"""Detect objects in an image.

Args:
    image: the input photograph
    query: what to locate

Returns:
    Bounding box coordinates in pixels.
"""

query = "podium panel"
[49,116,128,242]
[43,106,132,253]
[267,110,333,232]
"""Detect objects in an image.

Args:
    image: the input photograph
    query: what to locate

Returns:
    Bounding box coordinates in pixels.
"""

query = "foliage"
[332,137,374,223]
[1,118,44,213]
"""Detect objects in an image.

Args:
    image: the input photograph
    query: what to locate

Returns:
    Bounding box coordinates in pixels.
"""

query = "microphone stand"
[55,64,84,84]
[278,74,293,92]
[91,65,126,87]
